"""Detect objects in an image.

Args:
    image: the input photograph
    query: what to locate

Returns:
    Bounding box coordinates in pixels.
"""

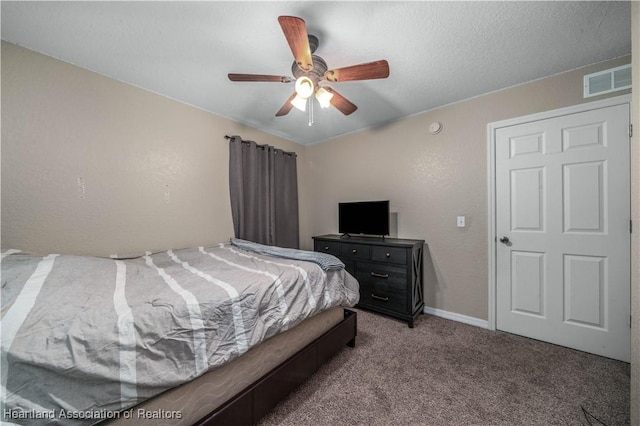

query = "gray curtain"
[228,135,299,248]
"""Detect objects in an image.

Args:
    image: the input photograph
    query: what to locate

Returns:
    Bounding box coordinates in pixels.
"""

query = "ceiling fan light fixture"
[315,87,334,108]
[294,76,314,99]
[229,16,389,118]
[290,94,308,112]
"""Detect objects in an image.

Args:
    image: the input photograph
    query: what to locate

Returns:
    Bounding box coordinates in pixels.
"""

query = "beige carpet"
[259,309,630,426]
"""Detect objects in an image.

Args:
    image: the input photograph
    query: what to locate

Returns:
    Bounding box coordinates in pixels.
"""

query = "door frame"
[486,94,631,331]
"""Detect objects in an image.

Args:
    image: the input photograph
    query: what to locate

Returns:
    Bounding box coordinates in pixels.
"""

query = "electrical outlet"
[457,216,466,227]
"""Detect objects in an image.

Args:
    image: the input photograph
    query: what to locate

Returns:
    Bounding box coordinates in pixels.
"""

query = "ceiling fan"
[228,16,390,118]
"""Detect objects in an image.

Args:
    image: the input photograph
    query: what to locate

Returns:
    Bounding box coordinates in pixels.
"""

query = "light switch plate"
[457,216,465,227]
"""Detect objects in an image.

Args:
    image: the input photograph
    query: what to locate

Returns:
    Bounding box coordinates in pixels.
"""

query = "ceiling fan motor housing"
[292,54,327,89]
[308,34,319,54]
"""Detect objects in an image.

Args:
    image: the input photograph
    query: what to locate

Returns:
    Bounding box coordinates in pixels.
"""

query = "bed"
[1,240,359,425]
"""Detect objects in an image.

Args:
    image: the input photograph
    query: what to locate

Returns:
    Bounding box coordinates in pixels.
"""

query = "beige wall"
[1,42,308,257]
[630,3,639,425]
[304,55,632,321]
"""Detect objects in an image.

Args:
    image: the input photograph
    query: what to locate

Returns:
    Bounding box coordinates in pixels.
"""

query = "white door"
[495,103,630,362]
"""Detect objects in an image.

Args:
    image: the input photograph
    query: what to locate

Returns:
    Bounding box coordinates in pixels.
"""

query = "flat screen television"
[339,200,390,237]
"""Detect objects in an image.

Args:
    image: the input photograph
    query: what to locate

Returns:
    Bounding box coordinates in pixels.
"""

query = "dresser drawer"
[356,262,407,287]
[358,281,407,313]
[339,243,370,260]
[314,241,341,257]
[371,246,407,265]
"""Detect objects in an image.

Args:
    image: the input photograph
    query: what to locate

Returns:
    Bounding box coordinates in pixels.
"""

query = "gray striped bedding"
[0,243,359,425]
[230,238,345,270]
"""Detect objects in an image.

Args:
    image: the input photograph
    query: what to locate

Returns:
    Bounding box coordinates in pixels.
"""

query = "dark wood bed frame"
[194,309,357,425]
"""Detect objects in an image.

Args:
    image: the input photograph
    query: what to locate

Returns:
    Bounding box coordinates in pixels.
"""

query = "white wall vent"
[584,64,631,98]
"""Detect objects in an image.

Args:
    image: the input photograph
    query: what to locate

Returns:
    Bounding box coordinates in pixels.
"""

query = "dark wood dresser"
[313,234,425,327]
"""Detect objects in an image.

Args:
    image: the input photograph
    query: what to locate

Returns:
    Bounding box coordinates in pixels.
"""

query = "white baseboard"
[423,306,489,329]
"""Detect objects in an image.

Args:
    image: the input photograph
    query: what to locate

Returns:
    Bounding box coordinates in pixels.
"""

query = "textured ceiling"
[1,1,631,145]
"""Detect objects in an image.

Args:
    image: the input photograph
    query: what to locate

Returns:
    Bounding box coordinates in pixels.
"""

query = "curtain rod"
[224,135,297,157]
[225,135,249,143]
[225,135,248,143]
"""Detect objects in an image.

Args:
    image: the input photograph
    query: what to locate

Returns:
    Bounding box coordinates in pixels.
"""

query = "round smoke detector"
[429,122,443,135]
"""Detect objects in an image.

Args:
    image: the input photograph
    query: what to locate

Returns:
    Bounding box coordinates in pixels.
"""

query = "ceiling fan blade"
[324,87,357,115]
[276,92,298,117]
[228,73,292,83]
[278,16,314,72]
[324,60,390,82]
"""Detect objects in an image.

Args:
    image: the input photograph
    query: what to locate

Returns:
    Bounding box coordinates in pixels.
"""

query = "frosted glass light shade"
[294,76,314,99]
[290,95,307,111]
[315,87,334,108]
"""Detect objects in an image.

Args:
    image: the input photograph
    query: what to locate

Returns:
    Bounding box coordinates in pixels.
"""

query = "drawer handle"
[371,294,389,302]
[386,252,391,258]
[352,249,357,254]
[370,272,389,279]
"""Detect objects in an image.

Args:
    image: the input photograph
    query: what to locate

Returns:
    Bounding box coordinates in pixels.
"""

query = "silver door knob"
[499,236,510,244]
